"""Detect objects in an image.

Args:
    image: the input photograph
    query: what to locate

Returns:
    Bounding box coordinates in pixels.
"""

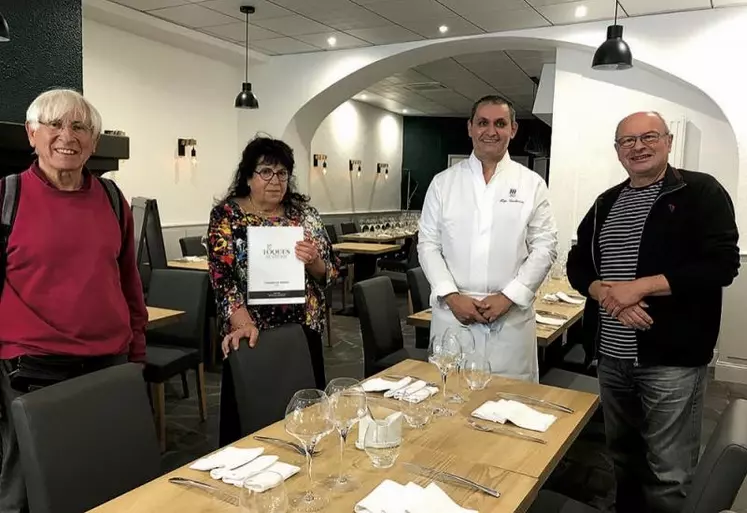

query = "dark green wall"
[401,116,551,210]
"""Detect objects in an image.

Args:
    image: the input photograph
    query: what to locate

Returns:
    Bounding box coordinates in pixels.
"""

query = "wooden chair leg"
[180,371,190,399]
[151,382,166,453]
[196,363,208,423]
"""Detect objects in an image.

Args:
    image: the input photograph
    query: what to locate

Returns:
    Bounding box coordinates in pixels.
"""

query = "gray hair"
[26,89,103,140]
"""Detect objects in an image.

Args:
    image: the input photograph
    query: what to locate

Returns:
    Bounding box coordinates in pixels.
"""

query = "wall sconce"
[178,138,197,161]
[313,154,328,174]
[349,159,362,178]
[377,163,389,180]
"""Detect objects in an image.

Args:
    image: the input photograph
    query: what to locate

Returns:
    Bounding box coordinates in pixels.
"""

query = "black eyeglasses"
[256,167,289,182]
[615,131,670,149]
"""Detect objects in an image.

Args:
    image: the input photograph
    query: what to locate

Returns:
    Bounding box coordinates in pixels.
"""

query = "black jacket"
[566,166,740,367]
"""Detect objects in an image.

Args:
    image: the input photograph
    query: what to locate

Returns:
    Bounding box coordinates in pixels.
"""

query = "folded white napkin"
[212,454,278,482]
[556,291,584,305]
[356,412,403,450]
[362,377,411,393]
[355,480,478,513]
[395,380,439,404]
[227,461,300,489]
[385,378,422,399]
[536,314,565,326]
[189,446,264,471]
[472,399,557,433]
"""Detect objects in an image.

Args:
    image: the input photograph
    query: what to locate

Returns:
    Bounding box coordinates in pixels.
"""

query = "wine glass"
[323,378,367,492]
[284,390,334,512]
[428,333,461,417]
[446,325,475,404]
[363,415,402,468]
[240,471,288,513]
[463,353,492,391]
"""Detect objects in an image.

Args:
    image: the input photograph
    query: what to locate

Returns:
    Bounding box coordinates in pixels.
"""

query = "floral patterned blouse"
[207,199,339,336]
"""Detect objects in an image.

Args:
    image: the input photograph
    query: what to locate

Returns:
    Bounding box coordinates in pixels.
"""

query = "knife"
[496,392,574,414]
[404,462,501,498]
[467,419,547,444]
[168,477,239,505]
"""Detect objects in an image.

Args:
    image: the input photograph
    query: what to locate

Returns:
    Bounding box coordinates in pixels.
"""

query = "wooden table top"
[146,307,185,330]
[167,259,209,271]
[341,232,415,244]
[91,360,598,513]
[407,278,585,348]
[332,242,401,255]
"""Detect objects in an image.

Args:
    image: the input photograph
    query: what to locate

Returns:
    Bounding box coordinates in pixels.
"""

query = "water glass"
[363,416,402,469]
[463,354,492,391]
[402,389,432,429]
[240,471,288,513]
[446,326,475,404]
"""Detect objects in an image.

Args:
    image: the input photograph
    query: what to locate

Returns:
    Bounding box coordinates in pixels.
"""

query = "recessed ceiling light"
[327,36,337,47]
[438,25,449,34]
[574,5,587,18]
[360,94,367,100]
[402,109,408,113]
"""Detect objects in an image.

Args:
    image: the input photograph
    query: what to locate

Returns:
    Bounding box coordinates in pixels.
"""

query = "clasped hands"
[445,293,513,325]
[590,279,653,331]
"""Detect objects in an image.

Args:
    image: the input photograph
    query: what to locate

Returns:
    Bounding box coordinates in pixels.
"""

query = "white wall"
[548,47,739,257]
[82,18,242,228]
[309,100,402,214]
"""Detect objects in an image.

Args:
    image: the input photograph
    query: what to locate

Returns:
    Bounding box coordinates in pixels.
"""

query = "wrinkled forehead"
[616,113,668,138]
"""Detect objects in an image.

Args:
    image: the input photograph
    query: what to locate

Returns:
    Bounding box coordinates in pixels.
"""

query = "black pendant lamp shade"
[0,12,9,42]
[235,5,259,109]
[592,2,632,70]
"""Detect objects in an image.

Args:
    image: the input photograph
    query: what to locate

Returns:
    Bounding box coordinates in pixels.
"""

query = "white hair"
[26,89,103,139]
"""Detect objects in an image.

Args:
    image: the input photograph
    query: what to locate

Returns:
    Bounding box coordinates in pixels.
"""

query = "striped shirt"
[598,180,663,359]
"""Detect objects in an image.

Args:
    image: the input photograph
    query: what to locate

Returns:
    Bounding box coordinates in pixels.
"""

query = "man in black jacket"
[566,111,739,513]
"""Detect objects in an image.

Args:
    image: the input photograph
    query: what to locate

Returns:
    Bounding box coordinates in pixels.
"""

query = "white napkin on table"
[189,446,264,471]
[556,291,584,305]
[355,480,478,513]
[472,399,557,433]
[384,377,420,398]
[393,380,439,404]
[362,376,411,393]
[536,314,565,327]
[229,461,301,489]
[212,454,278,482]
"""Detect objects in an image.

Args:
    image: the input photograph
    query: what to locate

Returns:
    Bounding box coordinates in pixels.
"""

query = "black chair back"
[340,222,357,235]
[407,232,420,269]
[325,224,339,244]
[683,398,747,513]
[12,364,160,513]
[179,236,207,257]
[146,268,209,352]
[406,266,431,313]
[353,276,404,377]
[228,324,316,436]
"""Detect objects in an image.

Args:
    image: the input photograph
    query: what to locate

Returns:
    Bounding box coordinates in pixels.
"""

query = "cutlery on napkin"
[355,479,478,513]
[225,460,301,489]
[210,454,278,482]
[392,380,439,403]
[189,446,264,472]
[472,399,557,432]
[362,376,412,393]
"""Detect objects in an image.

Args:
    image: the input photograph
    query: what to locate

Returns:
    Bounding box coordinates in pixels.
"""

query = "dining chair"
[144,268,209,451]
[12,363,160,513]
[179,235,207,257]
[528,398,747,513]
[406,266,431,350]
[340,222,358,235]
[353,276,428,377]
[227,324,317,436]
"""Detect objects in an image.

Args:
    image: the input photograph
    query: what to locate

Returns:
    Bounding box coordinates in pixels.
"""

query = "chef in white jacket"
[418,95,558,382]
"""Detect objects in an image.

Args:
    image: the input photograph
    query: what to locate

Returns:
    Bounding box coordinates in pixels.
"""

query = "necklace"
[248,197,282,217]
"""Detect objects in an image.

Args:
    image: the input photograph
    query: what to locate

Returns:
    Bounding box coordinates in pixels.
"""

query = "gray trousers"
[598,356,707,513]
[0,355,128,513]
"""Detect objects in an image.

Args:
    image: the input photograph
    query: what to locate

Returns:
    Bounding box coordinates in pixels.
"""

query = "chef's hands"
[221,322,260,358]
[295,240,320,266]
[476,293,513,323]
[444,294,488,325]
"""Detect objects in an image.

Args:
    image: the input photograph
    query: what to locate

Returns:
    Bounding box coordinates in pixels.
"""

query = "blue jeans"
[597,356,706,513]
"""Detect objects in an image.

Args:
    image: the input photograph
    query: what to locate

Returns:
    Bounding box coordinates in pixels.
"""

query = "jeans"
[597,356,707,513]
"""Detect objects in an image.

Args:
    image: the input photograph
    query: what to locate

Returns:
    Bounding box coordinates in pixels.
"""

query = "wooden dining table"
[340,232,415,244]
[91,359,599,513]
[168,258,209,272]
[145,306,185,330]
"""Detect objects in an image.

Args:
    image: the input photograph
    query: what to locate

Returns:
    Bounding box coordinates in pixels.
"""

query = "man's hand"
[601,280,648,318]
[588,280,611,302]
[476,293,513,323]
[444,294,488,325]
[616,302,653,330]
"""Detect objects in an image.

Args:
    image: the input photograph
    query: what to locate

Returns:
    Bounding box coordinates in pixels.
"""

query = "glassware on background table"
[402,388,432,429]
[200,235,209,255]
[363,415,402,469]
[463,353,492,391]
[323,378,368,493]
[446,325,476,404]
[284,389,334,512]
[240,471,288,513]
[428,333,461,417]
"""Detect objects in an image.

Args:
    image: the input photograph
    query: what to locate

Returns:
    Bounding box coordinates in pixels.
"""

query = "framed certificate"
[247,226,305,305]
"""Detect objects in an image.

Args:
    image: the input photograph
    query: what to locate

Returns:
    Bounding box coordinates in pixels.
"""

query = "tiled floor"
[158,284,747,512]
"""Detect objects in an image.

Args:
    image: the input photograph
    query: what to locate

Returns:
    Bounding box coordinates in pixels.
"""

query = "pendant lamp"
[235,5,259,109]
[0,12,10,42]
[592,1,632,70]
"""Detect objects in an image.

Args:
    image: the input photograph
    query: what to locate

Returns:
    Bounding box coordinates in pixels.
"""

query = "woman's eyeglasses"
[615,131,670,149]
[256,167,289,182]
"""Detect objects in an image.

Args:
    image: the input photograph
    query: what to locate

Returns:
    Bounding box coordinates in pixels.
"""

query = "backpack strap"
[97,176,126,254]
[0,174,22,298]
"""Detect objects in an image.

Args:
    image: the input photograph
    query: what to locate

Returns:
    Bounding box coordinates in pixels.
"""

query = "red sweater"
[0,163,147,362]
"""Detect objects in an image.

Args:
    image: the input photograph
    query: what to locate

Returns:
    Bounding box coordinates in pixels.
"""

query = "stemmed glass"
[446,326,476,404]
[428,333,461,417]
[463,353,492,391]
[323,378,367,493]
[200,235,209,256]
[284,389,334,512]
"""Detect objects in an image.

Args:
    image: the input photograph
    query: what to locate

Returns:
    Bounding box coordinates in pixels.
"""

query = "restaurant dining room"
[3,0,747,512]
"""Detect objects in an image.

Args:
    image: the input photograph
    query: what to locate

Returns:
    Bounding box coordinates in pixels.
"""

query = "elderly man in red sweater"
[0,89,147,513]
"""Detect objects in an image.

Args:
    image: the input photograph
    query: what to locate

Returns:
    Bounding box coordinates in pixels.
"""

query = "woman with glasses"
[207,136,338,445]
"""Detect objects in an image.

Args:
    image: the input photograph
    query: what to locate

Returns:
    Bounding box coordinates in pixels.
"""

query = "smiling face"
[615,112,672,180]
[467,102,518,163]
[25,113,97,175]
[248,157,289,209]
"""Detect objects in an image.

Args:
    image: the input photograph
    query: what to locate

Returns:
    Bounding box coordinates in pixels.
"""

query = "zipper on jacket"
[591,200,600,276]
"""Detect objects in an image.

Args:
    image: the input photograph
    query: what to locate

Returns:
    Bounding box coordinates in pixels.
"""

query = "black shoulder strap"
[97,176,126,254]
[0,174,22,299]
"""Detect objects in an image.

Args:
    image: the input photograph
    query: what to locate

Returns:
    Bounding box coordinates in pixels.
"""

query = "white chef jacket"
[417,152,558,382]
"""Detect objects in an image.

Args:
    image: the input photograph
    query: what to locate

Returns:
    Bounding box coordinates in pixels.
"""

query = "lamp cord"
[244,10,249,83]
[613,0,618,24]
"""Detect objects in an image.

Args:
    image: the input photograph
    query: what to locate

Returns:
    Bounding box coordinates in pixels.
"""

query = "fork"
[468,419,547,444]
